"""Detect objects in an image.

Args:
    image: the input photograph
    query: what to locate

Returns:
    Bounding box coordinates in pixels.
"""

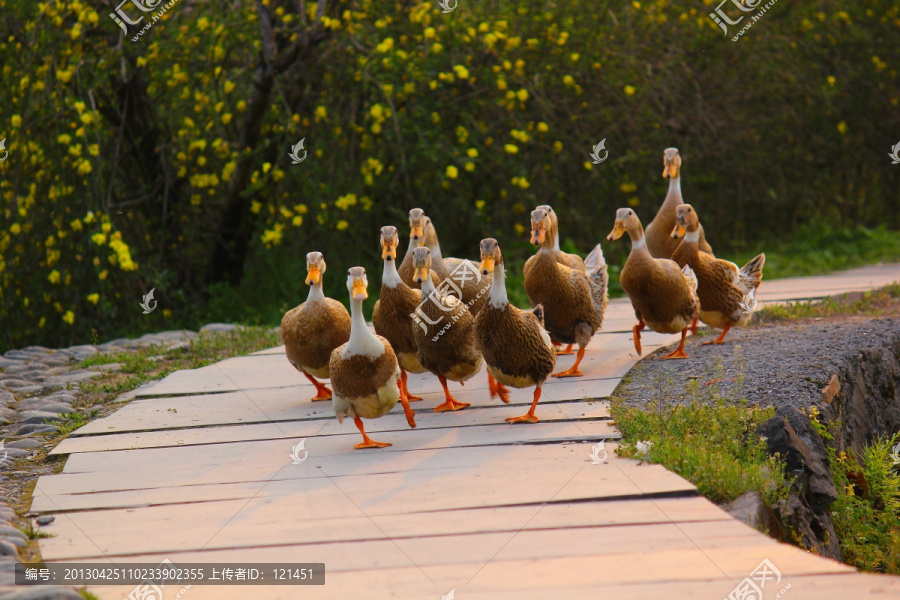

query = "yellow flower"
[624,85,636,96]
[236,100,247,112]
[837,121,847,135]
[9,223,21,235]
[537,122,549,133]
[465,162,475,172]
[58,134,72,145]
[62,311,75,325]
[516,89,529,102]
[467,148,479,158]
[315,105,328,121]
[224,81,235,94]
[48,270,61,284]
[80,113,94,125]
[99,269,108,281]
[87,293,100,305]
[11,115,22,128]
[563,75,575,86]
[827,76,836,87]
[446,165,459,179]
[222,113,233,125]
[475,200,486,210]
[453,65,470,79]
[91,233,107,245]
[514,223,527,235]
[424,27,436,39]
[504,144,519,154]
[570,53,580,62]
[197,17,210,30]
[553,141,563,153]
[336,220,350,231]
[584,162,594,171]
[620,182,638,194]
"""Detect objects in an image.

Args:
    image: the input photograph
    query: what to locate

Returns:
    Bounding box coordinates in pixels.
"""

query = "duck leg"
[434,375,471,412]
[353,417,391,449]
[552,347,586,378]
[701,323,732,345]
[632,320,646,354]
[302,372,332,402]
[399,369,423,401]
[661,328,690,359]
[506,386,542,424]
[552,340,575,355]
[397,377,417,427]
[487,372,510,403]
[689,317,699,336]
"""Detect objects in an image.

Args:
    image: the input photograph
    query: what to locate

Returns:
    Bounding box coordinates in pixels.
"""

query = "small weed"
[79,590,101,600]
[54,411,97,435]
[16,523,54,540]
[756,282,900,324]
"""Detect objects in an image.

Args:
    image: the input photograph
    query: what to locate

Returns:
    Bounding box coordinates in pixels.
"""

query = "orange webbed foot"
[661,329,689,359]
[354,439,392,449]
[506,414,540,424]
[552,347,586,378]
[434,399,471,412]
[488,372,511,403]
[557,343,575,356]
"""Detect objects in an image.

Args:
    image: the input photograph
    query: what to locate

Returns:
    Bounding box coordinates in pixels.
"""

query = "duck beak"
[305,266,321,286]
[351,277,368,301]
[671,221,685,239]
[381,241,397,261]
[530,225,546,246]
[410,223,424,241]
[480,255,495,276]
[413,266,430,283]
[662,164,678,178]
[607,221,626,241]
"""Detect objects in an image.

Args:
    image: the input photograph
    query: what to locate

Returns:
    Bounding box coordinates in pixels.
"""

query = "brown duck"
[398,208,442,290]
[475,238,557,423]
[281,252,351,402]
[671,204,765,344]
[608,208,700,359]
[523,206,608,377]
[645,148,713,259]
[329,266,416,449]
[372,225,429,403]
[410,247,484,412]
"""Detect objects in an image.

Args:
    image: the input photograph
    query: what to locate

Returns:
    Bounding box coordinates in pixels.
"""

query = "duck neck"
[663,176,683,209]
[346,297,384,357]
[425,225,443,262]
[550,221,561,251]
[488,262,509,309]
[306,282,325,303]
[628,226,650,258]
[420,273,436,297]
[382,256,402,288]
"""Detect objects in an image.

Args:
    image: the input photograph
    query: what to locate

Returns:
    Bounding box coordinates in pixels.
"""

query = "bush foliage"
[1,0,898,350]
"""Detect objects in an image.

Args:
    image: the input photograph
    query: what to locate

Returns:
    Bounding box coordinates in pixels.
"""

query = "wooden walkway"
[31,264,900,599]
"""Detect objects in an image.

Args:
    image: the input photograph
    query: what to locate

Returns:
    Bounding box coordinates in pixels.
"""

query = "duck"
[534,204,586,273]
[523,207,608,377]
[607,208,700,359]
[398,209,442,291]
[410,246,483,412]
[475,238,557,423]
[415,208,493,315]
[281,252,351,402]
[670,204,765,344]
[372,225,430,403]
[329,267,416,449]
[645,148,714,259]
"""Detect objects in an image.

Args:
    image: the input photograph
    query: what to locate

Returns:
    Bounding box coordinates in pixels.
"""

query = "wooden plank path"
[29,264,900,599]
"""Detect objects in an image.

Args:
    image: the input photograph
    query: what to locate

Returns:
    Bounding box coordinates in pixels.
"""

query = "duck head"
[305,251,326,286]
[411,246,432,283]
[479,238,502,275]
[380,226,400,261]
[530,208,552,246]
[671,204,700,239]
[346,266,369,301]
[607,208,642,242]
[662,147,681,179]
[408,208,427,241]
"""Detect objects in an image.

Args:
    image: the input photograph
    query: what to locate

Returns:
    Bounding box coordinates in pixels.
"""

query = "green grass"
[811,409,900,574]
[755,282,900,324]
[53,411,98,435]
[16,523,54,540]
[610,367,792,506]
[79,591,101,600]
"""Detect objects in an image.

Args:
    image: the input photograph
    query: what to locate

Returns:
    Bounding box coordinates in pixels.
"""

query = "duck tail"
[585,244,609,321]
[739,253,766,291]
[531,304,546,328]
[682,264,699,296]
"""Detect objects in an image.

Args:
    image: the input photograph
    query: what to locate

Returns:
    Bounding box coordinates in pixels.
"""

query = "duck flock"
[281,148,766,449]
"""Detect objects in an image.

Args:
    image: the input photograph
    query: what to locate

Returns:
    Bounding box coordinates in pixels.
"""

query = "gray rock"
[0,448,30,459]
[102,338,131,347]
[16,401,72,414]
[723,491,784,538]
[4,588,87,600]
[19,412,64,425]
[37,358,69,368]
[0,408,16,424]
[35,516,54,526]
[0,508,15,522]
[2,351,32,360]
[22,346,52,354]
[14,425,58,436]
[0,537,25,549]
[0,365,32,374]
[44,372,96,385]
[4,440,42,449]
[0,540,16,556]
[66,345,97,356]
[200,323,237,333]
[0,358,24,370]
[0,392,13,406]
[0,528,25,542]
[10,385,53,395]
[0,380,29,390]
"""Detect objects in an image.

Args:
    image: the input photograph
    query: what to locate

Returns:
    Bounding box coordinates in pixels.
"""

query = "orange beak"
[607,221,626,242]
[480,255,495,276]
[305,266,321,286]
[410,223,425,240]
[414,266,430,283]
[530,225,546,245]
[662,164,678,178]
[351,278,368,301]
[671,221,686,239]
[381,240,397,260]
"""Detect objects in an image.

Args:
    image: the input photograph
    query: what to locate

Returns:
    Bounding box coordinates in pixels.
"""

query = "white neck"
[344,298,384,358]
[382,257,402,288]
[631,236,646,249]
[668,176,681,197]
[489,263,508,309]
[306,282,325,303]
[420,272,436,296]
[684,229,700,243]
[552,229,561,251]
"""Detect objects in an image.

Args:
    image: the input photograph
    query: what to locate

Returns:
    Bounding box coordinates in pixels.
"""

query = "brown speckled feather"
[329,338,399,418]
[523,251,600,344]
[281,298,351,376]
[413,293,483,382]
[475,304,556,388]
[620,252,699,333]
[372,283,422,357]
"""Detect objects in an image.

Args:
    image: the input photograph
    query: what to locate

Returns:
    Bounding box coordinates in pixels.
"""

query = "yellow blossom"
[624,85,636,96]
[87,293,99,304]
[446,165,459,179]
[62,311,75,325]
[504,144,519,154]
[336,220,350,231]
[48,270,61,284]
